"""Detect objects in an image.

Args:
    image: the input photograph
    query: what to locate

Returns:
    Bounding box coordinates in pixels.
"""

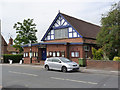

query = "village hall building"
[22,12,100,64]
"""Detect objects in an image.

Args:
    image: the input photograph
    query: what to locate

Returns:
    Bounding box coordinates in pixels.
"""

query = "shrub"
[113,57,120,61]
[92,48,103,60]
[3,54,23,63]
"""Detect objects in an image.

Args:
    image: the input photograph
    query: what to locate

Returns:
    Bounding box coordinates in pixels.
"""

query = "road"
[1,64,119,89]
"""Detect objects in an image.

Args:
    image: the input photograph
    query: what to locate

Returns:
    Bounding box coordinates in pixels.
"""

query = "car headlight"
[68,64,73,66]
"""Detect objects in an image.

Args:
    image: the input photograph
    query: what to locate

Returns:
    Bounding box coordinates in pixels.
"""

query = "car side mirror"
[59,61,61,63]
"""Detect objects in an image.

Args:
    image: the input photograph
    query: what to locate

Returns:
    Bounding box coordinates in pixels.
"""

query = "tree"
[13,18,37,52]
[92,48,103,60]
[96,3,120,60]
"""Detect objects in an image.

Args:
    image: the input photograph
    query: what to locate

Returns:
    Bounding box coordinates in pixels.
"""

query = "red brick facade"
[23,38,93,64]
[45,38,83,43]
[24,46,39,64]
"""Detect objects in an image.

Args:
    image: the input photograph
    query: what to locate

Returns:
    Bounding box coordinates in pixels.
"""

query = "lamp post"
[29,41,32,64]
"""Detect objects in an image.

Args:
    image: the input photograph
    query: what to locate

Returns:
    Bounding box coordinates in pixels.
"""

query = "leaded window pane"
[51,30,54,34]
[71,52,75,57]
[73,32,77,37]
[51,35,54,39]
[53,52,56,57]
[69,33,72,38]
[57,52,60,57]
[69,27,72,32]
[47,36,50,40]
[75,52,79,57]
[55,28,68,39]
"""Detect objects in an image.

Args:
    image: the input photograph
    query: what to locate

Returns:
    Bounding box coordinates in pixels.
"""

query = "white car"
[44,57,79,72]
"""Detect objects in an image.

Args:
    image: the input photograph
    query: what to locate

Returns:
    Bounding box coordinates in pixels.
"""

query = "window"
[73,30,77,37]
[47,58,52,62]
[52,59,60,63]
[26,52,29,57]
[24,53,26,57]
[29,52,33,58]
[51,35,54,39]
[55,28,68,39]
[71,52,75,57]
[69,27,72,32]
[47,36,50,40]
[68,27,81,38]
[53,52,56,57]
[61,51,65,57]
[24,52,29,57]
[47,51,49,56]
[57,51,60,57]
[32,52,38,57]
[85,52,88,58]
[51,30,54,34]
[84,46,90,51]
[45,31,54,40]
[33,52,36,57]
[69,33,72,38]
[69,27,73,38]
[75,52,79,57]
[36,52,38,57]
[49,51,53,56]
[48,51,64,57]
[71,51,80,58]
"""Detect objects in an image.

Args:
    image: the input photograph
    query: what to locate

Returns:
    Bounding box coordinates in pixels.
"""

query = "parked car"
[44,57,79,72]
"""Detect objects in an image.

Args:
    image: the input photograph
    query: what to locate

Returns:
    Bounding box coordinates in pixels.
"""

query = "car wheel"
[62,66,67,73]
[45,65,49,71]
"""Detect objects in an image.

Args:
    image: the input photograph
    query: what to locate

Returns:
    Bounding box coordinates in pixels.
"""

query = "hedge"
[3,54,23,63]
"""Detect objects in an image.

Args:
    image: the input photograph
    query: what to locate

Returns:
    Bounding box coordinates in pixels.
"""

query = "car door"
[51,58,62,70]
[46,58,53,69]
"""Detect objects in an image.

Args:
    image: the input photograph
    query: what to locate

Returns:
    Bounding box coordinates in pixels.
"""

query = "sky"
[0,0,119,43]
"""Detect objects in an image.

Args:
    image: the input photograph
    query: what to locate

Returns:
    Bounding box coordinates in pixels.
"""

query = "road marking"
[50,77,98,85]
[9,71,38,77]
[110,71,118,73]
[32,66,43,68]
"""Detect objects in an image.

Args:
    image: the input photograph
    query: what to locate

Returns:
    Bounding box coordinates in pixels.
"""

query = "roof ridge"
[60,13,100,28]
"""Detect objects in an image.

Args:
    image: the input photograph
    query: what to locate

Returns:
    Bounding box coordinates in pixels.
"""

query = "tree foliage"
[13,19,38,52]
[96,3,120,60]
[92,48,103,60]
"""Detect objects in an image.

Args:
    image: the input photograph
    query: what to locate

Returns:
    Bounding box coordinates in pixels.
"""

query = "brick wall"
[69,45,83,63]
[86,60,120,71]
[45,38,83,43]
[47,44,67,58]
[23,46,39,64]
[83,38,96,44]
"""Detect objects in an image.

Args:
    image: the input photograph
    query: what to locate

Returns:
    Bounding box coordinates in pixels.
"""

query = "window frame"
[70,51,80,58]
[49,51,53,57]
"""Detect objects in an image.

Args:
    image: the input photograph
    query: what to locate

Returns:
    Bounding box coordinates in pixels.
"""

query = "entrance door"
[41,48,46,60]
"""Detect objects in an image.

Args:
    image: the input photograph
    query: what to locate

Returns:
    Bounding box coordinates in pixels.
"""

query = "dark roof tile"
[61,13,100,39]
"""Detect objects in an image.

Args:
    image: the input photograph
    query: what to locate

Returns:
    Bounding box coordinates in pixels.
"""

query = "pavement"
[1,63,119,76]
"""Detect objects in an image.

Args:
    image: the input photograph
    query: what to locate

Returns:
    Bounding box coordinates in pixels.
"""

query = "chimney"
[8,37,13,45]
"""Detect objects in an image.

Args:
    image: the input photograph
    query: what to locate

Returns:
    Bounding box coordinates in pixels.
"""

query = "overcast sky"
[0,0,119,43]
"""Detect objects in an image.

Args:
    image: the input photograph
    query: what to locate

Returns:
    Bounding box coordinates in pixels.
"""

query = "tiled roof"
[7,45,19,52]
[61,13,100,39]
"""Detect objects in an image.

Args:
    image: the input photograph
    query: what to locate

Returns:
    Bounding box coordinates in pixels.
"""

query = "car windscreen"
[59,57,72,63]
